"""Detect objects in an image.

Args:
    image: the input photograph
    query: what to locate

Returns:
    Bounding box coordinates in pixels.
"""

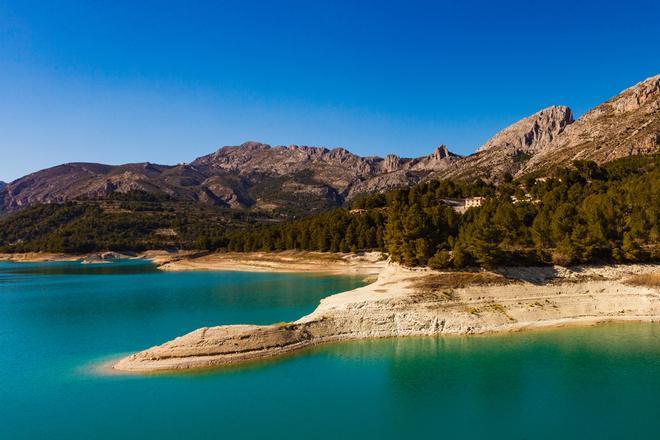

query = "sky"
[0,0,659,181]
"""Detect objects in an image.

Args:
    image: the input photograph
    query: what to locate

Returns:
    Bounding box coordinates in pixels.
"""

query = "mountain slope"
[431,106,574,181]
[521,74,660,174]
[431,74,659,182]
[477,105,573,154]
[0,142,460,215]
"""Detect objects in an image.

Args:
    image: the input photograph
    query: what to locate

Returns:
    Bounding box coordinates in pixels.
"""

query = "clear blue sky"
[1,0,658,181]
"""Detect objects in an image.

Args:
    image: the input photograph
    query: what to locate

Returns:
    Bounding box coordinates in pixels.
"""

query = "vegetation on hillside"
[1,155,658,268]
[204,154,659,267]
[0,192,263,253]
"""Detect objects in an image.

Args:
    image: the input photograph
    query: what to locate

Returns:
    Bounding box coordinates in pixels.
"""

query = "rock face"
[0,181,6,191]
[477,106,573,154]
[432,74,659,182]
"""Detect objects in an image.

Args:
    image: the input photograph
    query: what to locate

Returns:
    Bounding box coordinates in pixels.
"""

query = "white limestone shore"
[113,260,660,373]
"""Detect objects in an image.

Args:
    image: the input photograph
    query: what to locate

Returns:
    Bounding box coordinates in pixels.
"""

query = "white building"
[464,197,484,208]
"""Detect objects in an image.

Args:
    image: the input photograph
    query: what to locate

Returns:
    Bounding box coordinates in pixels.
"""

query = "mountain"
[521,74,660,174]
[0,142,459,215]
[1,74,658,215]
[431,105,574,181]
[477,106,574,154]
[430,74,659,182]
[0,181,6,191]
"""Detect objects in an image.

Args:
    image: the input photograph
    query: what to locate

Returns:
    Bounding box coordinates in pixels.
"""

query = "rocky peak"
[406,145,460,173]
[478,105,574,154]
[382,154,401,173]
[239,141,270,151]
[432,145,451,160]
[326,147,354,162]
[612,74,660,114]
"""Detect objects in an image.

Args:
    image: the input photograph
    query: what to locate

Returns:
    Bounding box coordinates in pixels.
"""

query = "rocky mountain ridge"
[521,74,660,174]
[0,141,461,214]
[429,74,659,182]
[1,74,658,214]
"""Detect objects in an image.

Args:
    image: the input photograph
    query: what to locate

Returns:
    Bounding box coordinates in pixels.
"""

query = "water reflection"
[0,259,159,276]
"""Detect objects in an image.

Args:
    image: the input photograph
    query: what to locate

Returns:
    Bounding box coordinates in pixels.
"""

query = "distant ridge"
[0,142,460,214]
[1,74,658,215]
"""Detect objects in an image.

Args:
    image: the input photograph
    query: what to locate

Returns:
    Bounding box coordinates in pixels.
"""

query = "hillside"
[0,143,460,216]
[2,154,658,269]
[522,74,660,173]
[432,74,659,182]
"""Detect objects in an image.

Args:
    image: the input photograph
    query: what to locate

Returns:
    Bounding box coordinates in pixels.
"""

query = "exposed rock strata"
[114,264,660,373]
[478,106,573,153]
[0,143,459,214]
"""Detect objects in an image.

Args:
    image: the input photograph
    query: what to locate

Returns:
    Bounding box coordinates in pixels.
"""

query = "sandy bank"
[0,251,145,263]
[0,250,386,276]
[151,251,386,276]
[114,263,660,373]
[0,252,86,262]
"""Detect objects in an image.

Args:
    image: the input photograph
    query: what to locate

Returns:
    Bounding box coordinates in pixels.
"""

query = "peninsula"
[114,253,659,372]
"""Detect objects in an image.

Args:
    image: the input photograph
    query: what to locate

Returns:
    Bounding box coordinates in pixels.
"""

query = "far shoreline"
[0,250,388,277]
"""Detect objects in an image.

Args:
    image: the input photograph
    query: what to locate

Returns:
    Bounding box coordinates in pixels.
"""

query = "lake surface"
[1,260,660,439]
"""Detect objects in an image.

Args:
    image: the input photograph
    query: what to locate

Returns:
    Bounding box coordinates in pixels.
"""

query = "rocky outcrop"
[423,106,574,182]
[114,264,660,372]
[381,154,401,173]
[477,106,573,153]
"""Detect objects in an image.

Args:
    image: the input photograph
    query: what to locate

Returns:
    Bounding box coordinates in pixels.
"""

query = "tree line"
[1,155,657,268]
[198,154,659,268]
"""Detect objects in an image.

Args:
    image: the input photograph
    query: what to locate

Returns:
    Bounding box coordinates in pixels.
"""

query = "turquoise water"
[2,261,660,439]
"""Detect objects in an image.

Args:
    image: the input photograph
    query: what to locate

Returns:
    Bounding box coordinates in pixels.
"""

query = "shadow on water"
[0,259,159,277]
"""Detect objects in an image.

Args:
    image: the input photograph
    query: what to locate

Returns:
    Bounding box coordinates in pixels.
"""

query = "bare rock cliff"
[522,74,660,174]
[478,106,573,154]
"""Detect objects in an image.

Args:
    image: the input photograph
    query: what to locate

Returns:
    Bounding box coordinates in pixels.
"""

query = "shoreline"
[102,318,660,377]
[149,250,386,276]
[0,250,386,276]
[3,251,658,374]
[113,261,660,373]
